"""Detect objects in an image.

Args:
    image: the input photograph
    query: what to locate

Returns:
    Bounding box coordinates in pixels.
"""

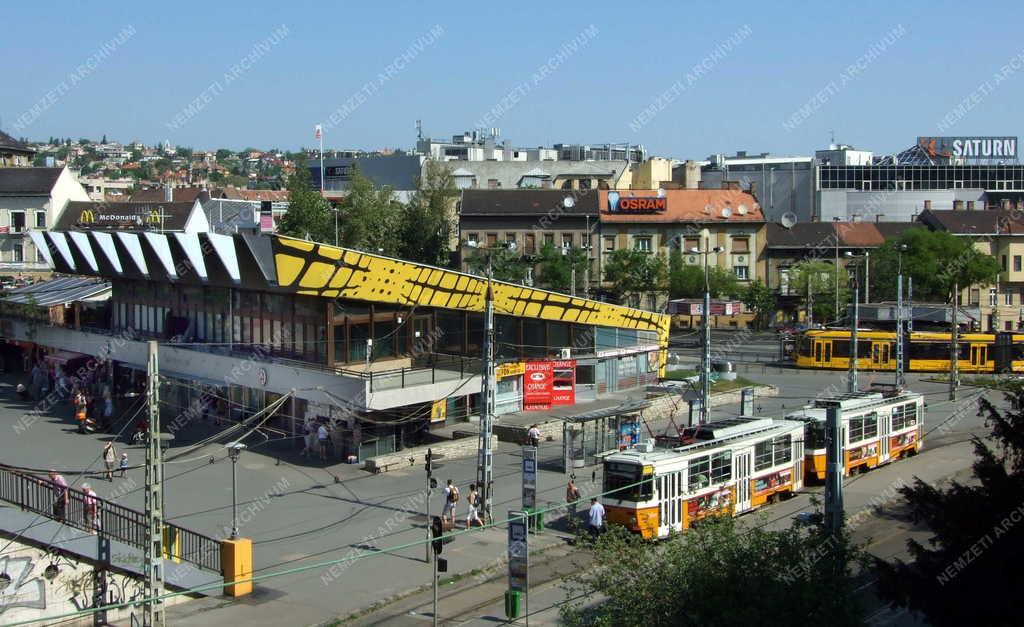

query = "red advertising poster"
[550,359,576,406]
[524,361,553,411]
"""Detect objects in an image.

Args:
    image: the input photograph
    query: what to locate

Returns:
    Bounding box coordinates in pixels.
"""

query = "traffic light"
[425,448,433,477]
[431,516,443,555]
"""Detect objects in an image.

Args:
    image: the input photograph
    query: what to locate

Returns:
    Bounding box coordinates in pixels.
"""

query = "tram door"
[734,449,753,514]
[871,342,891,370]
[878,411,891,464]
[969,344,988,371]
[813,340,832,367]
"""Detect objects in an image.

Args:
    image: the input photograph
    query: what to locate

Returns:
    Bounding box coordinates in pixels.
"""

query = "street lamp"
[691,242,724,425]
[833,217,841,321]
[226,442,247,539]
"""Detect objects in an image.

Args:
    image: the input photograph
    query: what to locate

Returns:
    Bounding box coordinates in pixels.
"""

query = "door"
[412,316,432,353]
[970,344,988,371]
[871,342,891,369]
[879,410,891,464]
[813,340,832,367]
[734,449,753,513]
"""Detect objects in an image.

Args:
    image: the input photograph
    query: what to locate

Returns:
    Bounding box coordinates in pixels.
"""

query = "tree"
[868,227,1000,303]
[277,154,333,243]
[335,168,403,255]
[101,134,107,144]
[464,246,530,283]
[535,243,588,294]
[603,249,667,306]
[789,260,849,323]
[562,517,865,627]
[398,160,458,266]
[876,385,1024,626]
[742,279,776,330]
[215,149,233,161]
[668,249,703,299]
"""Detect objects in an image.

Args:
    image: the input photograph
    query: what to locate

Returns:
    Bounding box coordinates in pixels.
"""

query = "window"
[506,233,517,248]
[35,211,46,228]
[486,233,498,247]
[579,178,592,190]
[634,236,652,253]
[466,232,479,246]
[543,233,554,247]
[688,455,710,491]
[731,237,750,253]
[684,237,700,251]
[969,288,980,305]
[890,404,918,431]
[1003,255,1009,272]
[734,266,749,280]
[1007,321,1014,330]
[710,451,731,484]
[561,233,573,249]
[989,288,998,307]
[603,462,653,501]
[10,212,25,233]
[12,242,23,262]
[524,233,536,255]
[603,236,615,252]
[1015,256,1022,272]
[1006,291,1014,306]
[487,178,500,189]
[754,435,792,471]
[849,412,879,443]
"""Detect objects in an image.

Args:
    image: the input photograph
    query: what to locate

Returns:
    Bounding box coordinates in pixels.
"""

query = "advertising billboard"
[523,361,553,410]
[550,359,576,406]
[607,191,668,214]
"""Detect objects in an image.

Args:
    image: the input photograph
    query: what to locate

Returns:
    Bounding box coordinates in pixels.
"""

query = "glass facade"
[819,165,1024,191]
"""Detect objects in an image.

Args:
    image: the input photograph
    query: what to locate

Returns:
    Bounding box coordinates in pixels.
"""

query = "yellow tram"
[602,418,805,539]
[784,390,924,482]
[792,329,1024,373]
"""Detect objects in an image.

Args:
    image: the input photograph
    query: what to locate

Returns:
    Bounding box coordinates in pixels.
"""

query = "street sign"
[522,447,537,508]
[508,511,529,593]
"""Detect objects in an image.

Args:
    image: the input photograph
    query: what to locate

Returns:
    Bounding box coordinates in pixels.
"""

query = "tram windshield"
[805,422,826,450]
[603,461,654,501]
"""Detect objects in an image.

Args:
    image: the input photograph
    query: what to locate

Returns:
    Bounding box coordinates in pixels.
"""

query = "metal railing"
[0,466,221,573]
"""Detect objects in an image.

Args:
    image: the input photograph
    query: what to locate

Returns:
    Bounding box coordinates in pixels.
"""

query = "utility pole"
[907,277,914,333]
[570,266,576,298]
[425,448,433,563]
[477,262,496,524]
[950,281,959,401]
[806,276,813,326]
[824,403,845,571]
[144,341,165,627]
[896,244,906,389]
[864,251,870,304]
[696,239,721,425]
[834,219,840,321]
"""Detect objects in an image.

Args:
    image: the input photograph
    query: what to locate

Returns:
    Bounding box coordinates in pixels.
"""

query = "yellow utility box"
[222,537,253,596]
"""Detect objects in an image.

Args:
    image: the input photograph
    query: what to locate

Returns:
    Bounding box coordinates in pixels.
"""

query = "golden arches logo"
[146,209,161,224]
[79,209,96,224]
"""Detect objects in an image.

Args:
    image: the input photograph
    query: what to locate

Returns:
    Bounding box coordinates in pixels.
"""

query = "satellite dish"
[704,203,714,214]
[721,207,733,219]
[562,196,575,208]
[780,212,798,229]
[737,204,748,215]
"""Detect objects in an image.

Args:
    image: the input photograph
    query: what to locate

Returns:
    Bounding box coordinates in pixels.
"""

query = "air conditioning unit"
[687,255,697,264]
[737,255,746,263]
[558,348,572,359]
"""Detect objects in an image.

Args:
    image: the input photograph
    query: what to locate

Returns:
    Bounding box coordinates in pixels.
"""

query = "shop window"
[523,319,546,358]
[549,322,570,351]
[437,311,465,354]
[372,320,397,359]
[575,364,595,385]
[350,323,370,362]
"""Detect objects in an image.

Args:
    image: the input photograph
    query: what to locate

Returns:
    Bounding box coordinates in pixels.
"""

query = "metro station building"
[12,210,668,460]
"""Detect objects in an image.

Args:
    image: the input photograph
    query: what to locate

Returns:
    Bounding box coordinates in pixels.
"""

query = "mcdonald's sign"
[146,208,161,224]
[79,209,97,224]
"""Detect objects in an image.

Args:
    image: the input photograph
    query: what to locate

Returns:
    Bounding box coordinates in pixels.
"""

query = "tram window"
[805,422,826,449]
[798,337,813,357]
[604,462,653,501]
[848,414,878,443]
[909,342,951,360]
[891,403,917,430]
[863,413,878,439]
[774,435,793,464]
[832,341,848,358]
[849,416,864,443]
[710,451,732,484]
[754,440,774,471]
[688,456,711,491]
[1013,344,1024,361]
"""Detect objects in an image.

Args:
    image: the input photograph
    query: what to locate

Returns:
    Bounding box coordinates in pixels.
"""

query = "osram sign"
[607,191,668,214]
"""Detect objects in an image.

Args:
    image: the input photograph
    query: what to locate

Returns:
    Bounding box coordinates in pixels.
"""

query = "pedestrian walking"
[119,453,129,478]
[587,497,605,539]
[566,477,581,529]
[102,442,117,481]
[82,483,100,533]
[300,421,315,457]
[317,422,329,461]
[442,479,459,528]
[527,424,541,448]
[47,470,69,521]
[466,483,483,528]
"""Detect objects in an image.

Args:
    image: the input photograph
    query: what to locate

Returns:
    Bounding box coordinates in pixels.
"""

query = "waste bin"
[505,589,523,618]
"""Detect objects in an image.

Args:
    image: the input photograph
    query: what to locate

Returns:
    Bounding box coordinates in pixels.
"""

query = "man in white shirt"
[588,497,605,538]
[317,423,329,461]
[527,425,541,448]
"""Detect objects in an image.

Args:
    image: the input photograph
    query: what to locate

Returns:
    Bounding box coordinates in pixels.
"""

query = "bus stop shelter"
[561,399,654,471]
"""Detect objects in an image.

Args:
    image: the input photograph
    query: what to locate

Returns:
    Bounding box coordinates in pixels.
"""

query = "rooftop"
[0,167,62,196]
[918,209,1024,235]
[600,189,764,223]
[0,130,35,155]
[459,189,599,216]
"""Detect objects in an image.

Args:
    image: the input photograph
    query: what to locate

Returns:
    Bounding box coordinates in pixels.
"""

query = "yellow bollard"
[221,537,253,597]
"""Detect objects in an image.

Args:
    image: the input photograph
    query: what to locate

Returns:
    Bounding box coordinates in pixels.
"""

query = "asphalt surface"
[0,364,1002,626]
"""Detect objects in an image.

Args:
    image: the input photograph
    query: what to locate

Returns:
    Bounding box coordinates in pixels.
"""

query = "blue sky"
[3,0,1023,158]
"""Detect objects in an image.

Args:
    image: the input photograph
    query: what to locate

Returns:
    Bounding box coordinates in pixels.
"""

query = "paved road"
[0,368,1001,626]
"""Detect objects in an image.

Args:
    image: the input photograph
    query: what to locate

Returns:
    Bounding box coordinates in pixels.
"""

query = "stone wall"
[0,535,190,626]
[365,435,499,473]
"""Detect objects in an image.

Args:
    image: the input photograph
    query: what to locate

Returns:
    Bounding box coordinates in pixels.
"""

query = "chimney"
[164,185,173,202]
[684,160,701,189]
[923,199,932,211]
[967,200,975,211]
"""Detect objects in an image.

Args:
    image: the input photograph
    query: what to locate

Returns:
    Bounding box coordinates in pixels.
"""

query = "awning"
[44,350,90,366]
